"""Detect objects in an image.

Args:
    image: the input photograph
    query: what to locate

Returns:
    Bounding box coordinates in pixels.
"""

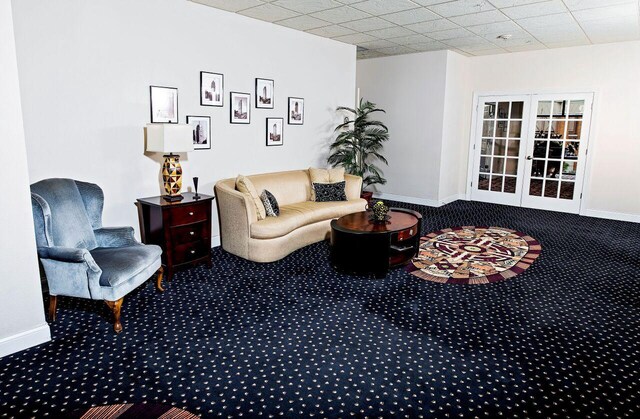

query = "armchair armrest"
[37,246,101,273]
[94,226,138,247]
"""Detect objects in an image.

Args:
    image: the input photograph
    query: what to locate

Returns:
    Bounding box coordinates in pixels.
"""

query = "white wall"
[12,0,356,241]
[0,0,50,358]
[356,50,447,204]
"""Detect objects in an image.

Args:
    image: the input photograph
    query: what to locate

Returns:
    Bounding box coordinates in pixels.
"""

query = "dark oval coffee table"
[330,208,422,278]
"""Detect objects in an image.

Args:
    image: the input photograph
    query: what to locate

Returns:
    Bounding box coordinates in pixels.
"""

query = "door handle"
[526,156,533,160]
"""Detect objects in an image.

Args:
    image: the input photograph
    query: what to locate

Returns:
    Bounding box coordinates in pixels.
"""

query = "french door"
[470,93,593,213]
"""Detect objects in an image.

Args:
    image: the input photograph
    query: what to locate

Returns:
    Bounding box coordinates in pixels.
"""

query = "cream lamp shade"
[146,123,194,153]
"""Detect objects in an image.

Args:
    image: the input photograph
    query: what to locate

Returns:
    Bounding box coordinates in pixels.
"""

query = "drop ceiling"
[189,0,640,59]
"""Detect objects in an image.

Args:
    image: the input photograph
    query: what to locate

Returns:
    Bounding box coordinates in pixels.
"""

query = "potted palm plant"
[328,98,389,202]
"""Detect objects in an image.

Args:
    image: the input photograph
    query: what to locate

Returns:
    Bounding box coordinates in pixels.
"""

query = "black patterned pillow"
[260,190,280,217]
[313,181,347,202]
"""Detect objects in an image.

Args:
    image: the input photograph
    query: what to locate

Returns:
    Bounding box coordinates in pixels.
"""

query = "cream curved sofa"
[214,169,367,262]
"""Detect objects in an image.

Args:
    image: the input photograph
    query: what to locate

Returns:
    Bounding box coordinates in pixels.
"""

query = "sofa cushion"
[250,200,366,239]
[313,181,347,202]
[236,175,266,220]
[260,190,280,217]
[309,167,345,201]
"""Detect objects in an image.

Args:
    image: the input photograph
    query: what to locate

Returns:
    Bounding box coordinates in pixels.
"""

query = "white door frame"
[465,90,598,216]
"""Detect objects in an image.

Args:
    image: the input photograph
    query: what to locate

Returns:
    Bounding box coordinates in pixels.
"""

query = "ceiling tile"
[305,24,356,37]
[516,12,576,29]
[467,20,521,35]
[381,8,440,25]
[487,0,548,7]
[428,27,474,40]
[411,0,458,5]
[467,47,508,55]
[505,41,546,52]
[276,15,330,30]
[351,0,420,15]
[563,0,636,11]
[501,0,567,19]
[271,0,342,14]
[189,0,265,12]
[444,35,498,48]
[544,39,591,49]
[333,32,377,43]
[449,10,509,26]
[572,3,639,22]
[388,34,434,45]
[428,0,496,17]
[309,6,371,23]
[374,45,419,55]
[365,25,417,38]
[337,0,368,4]
[238,3,299,21]
[357,50,387,59]
[410,41,449,51]
[340,17,396,31]
[405,19,459,33]
[580,16,640,43]
[357,39,401,49]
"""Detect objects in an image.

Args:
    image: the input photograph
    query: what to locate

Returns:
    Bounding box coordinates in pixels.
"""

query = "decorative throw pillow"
[260,190,280,217]
[309,167,345,201]
[235,175,266,220]
[313,181,347,202]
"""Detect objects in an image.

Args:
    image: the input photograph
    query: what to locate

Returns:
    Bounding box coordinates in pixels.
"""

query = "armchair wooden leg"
[105,298,124,333]
[48,295,57,323]
[156,266,165,292]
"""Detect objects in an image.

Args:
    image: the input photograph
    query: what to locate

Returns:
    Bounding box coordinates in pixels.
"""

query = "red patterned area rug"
[408,226,541,285]
[69,403,198,419]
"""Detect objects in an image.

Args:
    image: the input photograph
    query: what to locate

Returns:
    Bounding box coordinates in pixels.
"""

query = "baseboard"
[580,209,640,223]
[372,192,464,208]
[0,323,51,358]
[211,235,221,248]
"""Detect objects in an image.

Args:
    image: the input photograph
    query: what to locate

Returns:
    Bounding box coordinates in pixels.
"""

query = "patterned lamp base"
[162,154,184,201]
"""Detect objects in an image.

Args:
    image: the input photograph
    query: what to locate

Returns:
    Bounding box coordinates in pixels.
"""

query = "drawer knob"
[410,229,413,235]
[189,211,194,216]
[189,231,195,235]
[190,250,196,254]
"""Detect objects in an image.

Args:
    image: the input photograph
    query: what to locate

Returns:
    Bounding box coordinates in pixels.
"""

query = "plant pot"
[360,191,373,203]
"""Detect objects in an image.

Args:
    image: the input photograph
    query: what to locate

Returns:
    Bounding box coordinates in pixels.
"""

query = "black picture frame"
[266,117,283,147]
[186,115,211,150]
[230,92,251,124]
[149,85,178,123]
[255,78,274,109]
[200,71,224,107]
[288,97,304,125]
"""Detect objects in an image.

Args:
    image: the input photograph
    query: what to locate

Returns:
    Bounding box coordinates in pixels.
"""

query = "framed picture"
[266,117,283,146]
[230,92,250,124]
[288,97,304,125]
[255,78,274,109]
[186,115,211,150]
[149,85,178,123]
[200,71,223,107]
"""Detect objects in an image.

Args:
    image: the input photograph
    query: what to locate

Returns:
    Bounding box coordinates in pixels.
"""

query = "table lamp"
[146,123,194,201]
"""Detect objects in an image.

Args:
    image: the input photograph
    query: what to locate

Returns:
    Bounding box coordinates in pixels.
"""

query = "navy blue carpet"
[1,200,639,418]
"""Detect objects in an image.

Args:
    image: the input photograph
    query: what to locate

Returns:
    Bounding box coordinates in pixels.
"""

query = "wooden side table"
[136,192,214,282]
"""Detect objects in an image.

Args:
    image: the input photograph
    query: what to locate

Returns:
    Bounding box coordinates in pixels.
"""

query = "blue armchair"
[31,178,163,333]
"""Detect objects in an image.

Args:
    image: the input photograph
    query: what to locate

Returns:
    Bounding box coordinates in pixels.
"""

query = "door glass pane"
[479,156,491,173]
[494,139,507,155]
[529,179,543,196]
[553,101,566,117]
[535,121,549,138]
[505,158,518,175]
[509,121,522,138]
[568,100,584,118]
[484,103,496,119]
[546,161,560,178]
[507,140,520,156]
[492,157,505,173]
[511,102,524,119]
[495,121,508,137]
[560,182,575,199]
[550,121,565,139]
[548,141,563,159]
[537,101,551,118]
[566,120,582,139]
[504,177,516,193]
[564,142,579,159]
[544,180,559,197]
[481,138,493,154]
[478,174,490,190]
[491,176,503,191]
[562,161,577,180]
[497,102,510,118]
[533,141,547,158]
[482,121,494,137]
[531,160,545,177]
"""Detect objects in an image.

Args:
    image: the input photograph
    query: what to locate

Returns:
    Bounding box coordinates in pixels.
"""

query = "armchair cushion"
[90,245,162,287]
[94,227,138,248]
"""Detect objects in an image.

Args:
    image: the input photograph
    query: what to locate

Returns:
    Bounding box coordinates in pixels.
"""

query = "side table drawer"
[396,224,418,242]
[174,240,207,264]
[169,203,208,226]
[170,221,206,244]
